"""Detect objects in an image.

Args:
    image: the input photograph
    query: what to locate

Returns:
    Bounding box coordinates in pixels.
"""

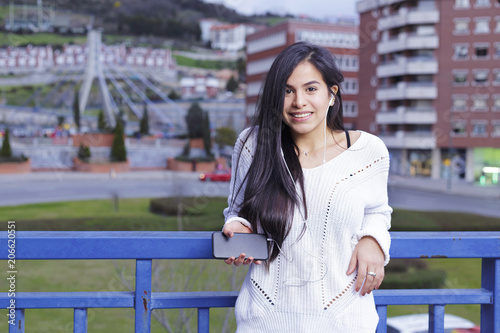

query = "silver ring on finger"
[367,271,376,278]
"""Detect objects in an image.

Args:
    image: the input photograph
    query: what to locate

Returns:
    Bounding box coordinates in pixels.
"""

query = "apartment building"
[245,20,360,129]
[357,0,500,184]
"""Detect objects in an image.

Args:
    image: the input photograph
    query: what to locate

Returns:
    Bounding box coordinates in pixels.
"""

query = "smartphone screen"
[212,232,269,261]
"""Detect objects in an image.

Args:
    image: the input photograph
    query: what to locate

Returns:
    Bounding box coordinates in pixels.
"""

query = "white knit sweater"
[223,128,392,333]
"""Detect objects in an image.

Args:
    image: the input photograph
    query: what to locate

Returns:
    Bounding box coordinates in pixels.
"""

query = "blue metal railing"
[0,231,499,333]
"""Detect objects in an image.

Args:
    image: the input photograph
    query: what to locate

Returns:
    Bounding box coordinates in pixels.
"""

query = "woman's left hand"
[346,236,385,296]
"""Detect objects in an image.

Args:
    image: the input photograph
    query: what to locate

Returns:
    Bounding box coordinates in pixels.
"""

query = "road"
[0,171,499,218]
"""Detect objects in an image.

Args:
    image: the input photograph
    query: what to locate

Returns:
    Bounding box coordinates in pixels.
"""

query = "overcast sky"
[203,0,358,20]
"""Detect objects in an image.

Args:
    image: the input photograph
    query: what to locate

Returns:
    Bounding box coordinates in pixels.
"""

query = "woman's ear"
[331,85,339,95]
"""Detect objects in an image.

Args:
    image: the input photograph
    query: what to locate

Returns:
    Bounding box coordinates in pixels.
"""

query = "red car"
[199,169,231,182]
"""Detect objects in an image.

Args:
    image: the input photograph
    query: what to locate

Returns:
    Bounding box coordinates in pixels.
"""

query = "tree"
[236,57,246,82]
[168,90,180,100]
[140,104,150,135]
[77,144,91,162]
[97,110,108,132]
[226,75,239,93]
[202,111,212,157]
[215,127,237,149]
[185,102,204,139]
[73,88,80,132]
[1,128,12,158]
[110,119,127,162]
[57,116,65,127]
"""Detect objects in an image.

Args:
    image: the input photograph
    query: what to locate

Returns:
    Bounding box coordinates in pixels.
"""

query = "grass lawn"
[0,198,497,331]
[0,32,86,47]
[173,54,236,70]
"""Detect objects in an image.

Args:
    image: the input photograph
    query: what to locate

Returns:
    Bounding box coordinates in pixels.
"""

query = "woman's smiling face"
[282,61,338,139]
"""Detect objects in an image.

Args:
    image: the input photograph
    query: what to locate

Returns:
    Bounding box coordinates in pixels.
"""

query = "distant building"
[357,0,500,183]
[180,75,219,99]
[210,24,258,51]
[199,18,221,43]
[245,20,360,128]
[0,45,53,73]
[0,44,176,73]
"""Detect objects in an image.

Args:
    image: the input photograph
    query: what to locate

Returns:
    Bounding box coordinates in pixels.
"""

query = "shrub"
[77,144,91,163]
[382,269,446,289]
[1,128,12,158]
[110,119,127,162]
[149,198,203,216]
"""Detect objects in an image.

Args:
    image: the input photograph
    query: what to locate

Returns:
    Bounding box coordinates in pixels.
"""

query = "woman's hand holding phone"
[222,221,262,266]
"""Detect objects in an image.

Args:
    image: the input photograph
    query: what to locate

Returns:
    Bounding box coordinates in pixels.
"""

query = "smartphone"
[212,232,269,261]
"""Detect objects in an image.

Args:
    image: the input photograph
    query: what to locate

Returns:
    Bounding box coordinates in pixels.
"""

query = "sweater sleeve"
[222,128,254,229]
[354,147,392,266]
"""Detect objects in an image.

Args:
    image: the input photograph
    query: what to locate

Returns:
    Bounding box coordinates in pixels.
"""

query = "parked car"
[386,313,477,333]
[199,169,231,182]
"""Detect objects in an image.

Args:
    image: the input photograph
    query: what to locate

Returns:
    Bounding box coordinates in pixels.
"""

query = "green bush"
[77,144,91,162]
[382,269,447,289]
[149,198,203,216]
[385,259,428,273]
[110,120,127,162]
[1,128,12,157]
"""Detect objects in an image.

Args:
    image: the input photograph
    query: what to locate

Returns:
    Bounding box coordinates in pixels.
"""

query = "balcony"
[356,0,406,13]
[1,231,499,333]
[377,57,438,78]
[376,82,438,101]
[377,33,439,55]
[378,7,439,31]
[376,106,437,124]
[379,130,436,149]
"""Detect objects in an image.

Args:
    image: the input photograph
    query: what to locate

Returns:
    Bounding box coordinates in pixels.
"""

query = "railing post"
[481,258,500,333]
[429,304,445,333]
[135,259,152,333]
[9,309,24,333]
[198,308,209,333]
[376,305,387,333]
[74,308,88,333]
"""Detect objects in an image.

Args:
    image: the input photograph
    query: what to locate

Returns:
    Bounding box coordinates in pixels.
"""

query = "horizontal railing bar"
[0,292,134,308]
[151,291,239,309]
[0,291,239,309]
[0,289,490,310]
[374,288,493,305]
[1,231,499,260]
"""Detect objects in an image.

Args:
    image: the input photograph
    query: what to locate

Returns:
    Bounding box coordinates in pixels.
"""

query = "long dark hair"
[237,42,345,263]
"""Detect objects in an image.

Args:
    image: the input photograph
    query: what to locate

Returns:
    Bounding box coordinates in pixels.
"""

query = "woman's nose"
[292,91,307,108]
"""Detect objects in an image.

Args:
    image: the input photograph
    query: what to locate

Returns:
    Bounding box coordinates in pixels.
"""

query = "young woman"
[222,42,392,332]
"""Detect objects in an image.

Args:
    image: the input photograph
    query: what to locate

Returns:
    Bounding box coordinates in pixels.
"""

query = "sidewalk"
[1,170,499,200]
[0,170,200,183]
[389,174,500,200]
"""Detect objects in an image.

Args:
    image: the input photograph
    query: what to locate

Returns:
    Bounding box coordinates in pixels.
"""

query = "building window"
[452,95,468,111]
[454,19,470,34]
[343,102,358,117]
[453,71,468,85]
[472,122,488,137]
[492,122,500,137]
[475,0,491,7]
[344,78,359,94]
[494,70,500,85]
[473,70,489,84]
[494,95,500,111]
[455,0,470,8]
[454,44,469,60]
[495,17,500,33]
[451,120,467,136]
[474,45,489,59]
[472,95,489,111]
[474,18,490,34]
[495,43,500,58]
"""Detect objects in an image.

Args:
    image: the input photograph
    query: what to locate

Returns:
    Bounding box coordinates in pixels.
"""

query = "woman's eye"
[307,87,317,92]
[285,89,293,94]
